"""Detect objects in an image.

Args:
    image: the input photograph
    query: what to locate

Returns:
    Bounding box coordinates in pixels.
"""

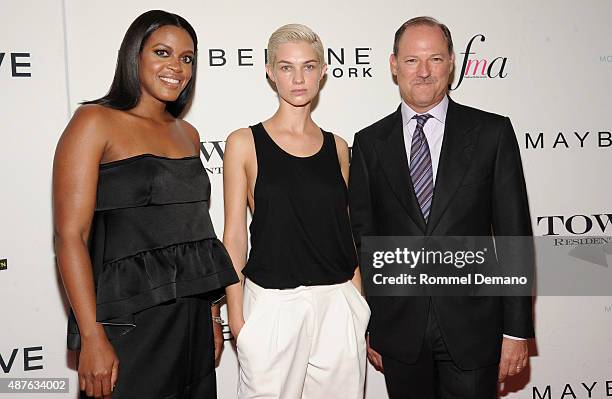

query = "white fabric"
[237,279,370,399]
[503,334,526,340]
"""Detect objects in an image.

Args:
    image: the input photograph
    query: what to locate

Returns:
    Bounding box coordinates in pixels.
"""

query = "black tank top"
[242,122,357,289]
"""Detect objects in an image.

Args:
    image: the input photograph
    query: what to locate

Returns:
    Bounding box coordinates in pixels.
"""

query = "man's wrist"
[503,334,526,340]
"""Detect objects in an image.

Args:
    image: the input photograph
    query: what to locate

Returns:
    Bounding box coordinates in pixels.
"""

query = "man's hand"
[498,337,528,382]
[367,334,384,373]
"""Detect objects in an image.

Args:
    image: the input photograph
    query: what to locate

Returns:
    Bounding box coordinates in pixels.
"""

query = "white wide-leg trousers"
[236,278,370,399]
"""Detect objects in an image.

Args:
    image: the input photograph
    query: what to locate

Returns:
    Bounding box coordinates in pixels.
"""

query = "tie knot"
[413,113,433,128]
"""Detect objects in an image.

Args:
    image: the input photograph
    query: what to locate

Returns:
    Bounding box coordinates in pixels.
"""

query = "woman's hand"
[212,320,224,365]
[211,304,225,365]
[229,314,246,342]
[78,331,119,398]
[222,129,253,345]
[54,106,117,398]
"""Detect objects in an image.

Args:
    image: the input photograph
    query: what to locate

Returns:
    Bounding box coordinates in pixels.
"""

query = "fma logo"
[0,52,31,77]
[451,34,508,90]
[203,47,373,79]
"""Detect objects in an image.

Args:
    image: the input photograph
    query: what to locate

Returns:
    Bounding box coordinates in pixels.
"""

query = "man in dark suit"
[348,17,534,398]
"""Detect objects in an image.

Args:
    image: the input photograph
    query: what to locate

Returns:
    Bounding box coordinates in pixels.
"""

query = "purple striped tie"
[410,113,434,221]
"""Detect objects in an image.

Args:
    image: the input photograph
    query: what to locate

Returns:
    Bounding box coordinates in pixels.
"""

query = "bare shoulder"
[68,104,113,132]
[332,133,350,171]
[226,127,255,152]
[54,105,115,172]
[332,133,350,182]
[332,133,349,152]
[177,119,201,149]
[332,133,350,164]
[59,104,114,150]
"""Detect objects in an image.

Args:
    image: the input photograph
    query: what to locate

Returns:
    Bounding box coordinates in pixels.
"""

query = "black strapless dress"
[68,154,238,398]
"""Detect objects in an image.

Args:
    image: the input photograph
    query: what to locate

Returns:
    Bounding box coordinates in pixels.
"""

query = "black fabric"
[348,98,534,370]
[242,123,357,289]
[79,296,217,399]
[67,155,238,350]
[383,305,498,399]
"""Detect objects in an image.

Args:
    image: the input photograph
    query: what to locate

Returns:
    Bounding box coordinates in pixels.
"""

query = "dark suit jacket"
[348,98,535,370]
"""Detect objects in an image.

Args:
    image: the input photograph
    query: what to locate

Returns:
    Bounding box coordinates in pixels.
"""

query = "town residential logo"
[202,46,373,79]
[537,213,612,236]
[536,214,612,270]
[524,130,611,150]
[451,34,508,90]
[0,52,31,77]
[200,140,225,175]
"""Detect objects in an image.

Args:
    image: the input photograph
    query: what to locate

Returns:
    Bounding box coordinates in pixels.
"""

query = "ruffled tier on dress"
[96,237,236,321]
[67,155,238,350]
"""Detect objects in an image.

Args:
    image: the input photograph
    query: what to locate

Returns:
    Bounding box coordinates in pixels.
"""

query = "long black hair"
[83,10,198,117]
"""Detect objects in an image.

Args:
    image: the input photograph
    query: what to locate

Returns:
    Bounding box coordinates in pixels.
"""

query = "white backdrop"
[2,0,611,398]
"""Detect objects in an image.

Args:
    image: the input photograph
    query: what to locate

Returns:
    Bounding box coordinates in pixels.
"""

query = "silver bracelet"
[212,316,225,325]
[211,294,226,305]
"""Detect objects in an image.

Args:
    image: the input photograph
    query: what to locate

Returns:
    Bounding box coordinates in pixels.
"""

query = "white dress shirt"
[401,95,525,341]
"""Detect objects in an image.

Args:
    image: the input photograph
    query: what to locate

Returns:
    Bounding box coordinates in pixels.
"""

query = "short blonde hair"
[267,24,325,66]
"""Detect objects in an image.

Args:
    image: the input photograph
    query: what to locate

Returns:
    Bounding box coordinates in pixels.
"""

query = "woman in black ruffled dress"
[52,10,237,398]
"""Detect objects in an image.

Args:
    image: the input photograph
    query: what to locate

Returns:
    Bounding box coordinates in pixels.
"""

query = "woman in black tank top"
[223,24,369,399]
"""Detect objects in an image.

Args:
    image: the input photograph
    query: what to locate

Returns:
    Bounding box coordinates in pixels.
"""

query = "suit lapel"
[375,107,427,232]
[426,99,479,235]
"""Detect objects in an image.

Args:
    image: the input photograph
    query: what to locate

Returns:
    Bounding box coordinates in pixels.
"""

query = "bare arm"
[181,120,227,363]
[53,105,118,397]
[222,128,252,339]
[180,119,204,155]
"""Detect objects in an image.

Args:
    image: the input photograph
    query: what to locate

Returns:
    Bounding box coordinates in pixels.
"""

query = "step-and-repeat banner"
[2,0,611,398]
